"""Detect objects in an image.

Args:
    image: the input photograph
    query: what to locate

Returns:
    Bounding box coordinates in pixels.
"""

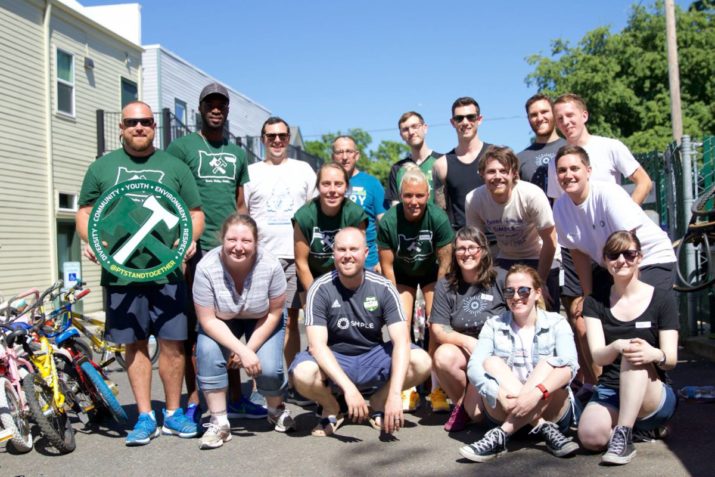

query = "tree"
[304,129,407,186]
[526,1,715,152]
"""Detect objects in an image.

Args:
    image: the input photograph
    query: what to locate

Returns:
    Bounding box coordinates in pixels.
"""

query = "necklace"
[199,131,225,156]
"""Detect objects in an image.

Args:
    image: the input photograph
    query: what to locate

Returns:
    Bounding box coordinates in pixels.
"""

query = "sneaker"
[285,388,313,407]
[161,408,198,438]
[459,427,508,462]
[125,412,160,446]
[602,425,636,465]
[429,388,450,413]
[185,403,202,425]
[199,422,232,450]
[268,406,296,433]
[530,421,578,457]
[227,396,268,419]
[402,387,420,412]
[250,389,266,407]
[444,403,470,432]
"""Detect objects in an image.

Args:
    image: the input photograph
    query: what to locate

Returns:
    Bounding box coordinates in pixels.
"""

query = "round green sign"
[88,180,192,282]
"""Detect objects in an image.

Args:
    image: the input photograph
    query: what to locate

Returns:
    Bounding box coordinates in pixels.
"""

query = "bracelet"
[536,384,549,400]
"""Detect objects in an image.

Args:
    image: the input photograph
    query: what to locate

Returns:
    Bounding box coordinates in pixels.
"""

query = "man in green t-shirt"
[166,83,257,420]
[76,101,205,445]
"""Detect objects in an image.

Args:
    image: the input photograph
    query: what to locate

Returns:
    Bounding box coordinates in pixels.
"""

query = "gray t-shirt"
[517,138,566,195]
[429,274,506,338]
[193,247,287,320]
[305,270,405,355]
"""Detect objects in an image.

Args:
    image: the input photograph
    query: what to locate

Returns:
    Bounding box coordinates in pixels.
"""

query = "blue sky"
[86,0,688,153]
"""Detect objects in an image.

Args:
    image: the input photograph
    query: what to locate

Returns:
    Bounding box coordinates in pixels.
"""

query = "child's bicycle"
[45,282,127,424]
[673,184,715,292]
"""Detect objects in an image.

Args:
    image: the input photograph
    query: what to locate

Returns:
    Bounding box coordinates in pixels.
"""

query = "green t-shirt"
[78,148,202,286]
[166,132,249,249]
[394,153,439,203]
[292,198,368,277]
[376,202,454,278]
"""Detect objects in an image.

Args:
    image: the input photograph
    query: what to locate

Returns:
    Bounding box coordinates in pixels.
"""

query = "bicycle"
[673,183,715,292]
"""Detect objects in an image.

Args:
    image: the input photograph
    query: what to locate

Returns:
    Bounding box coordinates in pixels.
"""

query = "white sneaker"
[199,422,232,449]
[268,406,296,433]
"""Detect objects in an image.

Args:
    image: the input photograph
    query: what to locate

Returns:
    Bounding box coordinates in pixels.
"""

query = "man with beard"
[386,112,443,208]
[76,101,205,445]
[433,97,492,231]
[167,83,255,421]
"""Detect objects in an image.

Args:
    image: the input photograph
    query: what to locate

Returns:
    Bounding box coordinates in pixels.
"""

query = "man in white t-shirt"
[245,116,316,403]
[465,145,559,310]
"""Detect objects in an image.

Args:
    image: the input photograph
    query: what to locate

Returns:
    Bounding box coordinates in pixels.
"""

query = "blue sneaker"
[161,408,198,438]
[227,396,267,419]
[185,403,202,425]
[126,412,160,446]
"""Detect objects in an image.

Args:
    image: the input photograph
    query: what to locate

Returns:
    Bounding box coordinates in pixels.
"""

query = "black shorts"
[395,270,437,289]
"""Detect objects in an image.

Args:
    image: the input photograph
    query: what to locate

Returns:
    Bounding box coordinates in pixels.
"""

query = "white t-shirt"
[465,181,555,260]
[547,135,641,199]
[510,322,535,384]
[553,181,676,267]
[245,159,316,259]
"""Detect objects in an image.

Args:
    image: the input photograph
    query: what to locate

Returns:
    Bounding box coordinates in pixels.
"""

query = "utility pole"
[665,0,683,143]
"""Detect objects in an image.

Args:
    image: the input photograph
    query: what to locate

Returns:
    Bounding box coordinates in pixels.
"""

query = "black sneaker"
[530,421,579,457]
[459,427,508,462]
[602,425,636,465]
[285,388,313,407]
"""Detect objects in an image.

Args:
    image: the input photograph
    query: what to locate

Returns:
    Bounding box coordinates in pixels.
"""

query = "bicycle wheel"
[115,335,159,370]
[0,377,33,453]
[21,373,75,454]
[674,229,715,292]
[79,361,127,423]
[692,184,715,218]
[61,338,94,363]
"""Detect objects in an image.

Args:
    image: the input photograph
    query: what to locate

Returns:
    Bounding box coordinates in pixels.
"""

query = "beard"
[201,111,225,132]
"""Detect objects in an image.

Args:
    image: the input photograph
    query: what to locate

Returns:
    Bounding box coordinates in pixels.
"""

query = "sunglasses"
[264,133,289,142]
[123,118,154,128]
[605,249,640,262]
[503,286,532,300]
[452,114,479,123]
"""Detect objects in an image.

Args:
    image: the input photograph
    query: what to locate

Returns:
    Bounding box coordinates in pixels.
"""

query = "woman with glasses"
[293,163,368,295]
[377,164,454,413]
[459,264,579,463]
[430,226,506,432]
[578,231,678,465]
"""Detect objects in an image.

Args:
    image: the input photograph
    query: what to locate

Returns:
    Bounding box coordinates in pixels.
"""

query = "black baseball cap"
[199,82,230,103]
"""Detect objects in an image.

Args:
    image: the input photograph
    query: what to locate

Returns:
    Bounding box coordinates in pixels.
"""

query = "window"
[121,78,138,107]
[56,49,74,115]
[174,99,187,125]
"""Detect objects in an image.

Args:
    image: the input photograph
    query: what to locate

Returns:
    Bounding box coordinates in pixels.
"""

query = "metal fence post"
[162,108,172,149]
[96,109,105,158]
[681,135,698,335]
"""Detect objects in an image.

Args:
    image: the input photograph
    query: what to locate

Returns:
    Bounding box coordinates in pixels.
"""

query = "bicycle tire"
[79,361,127,423]
[115,335,159,370]
[61,338,94,363]
[0,377,33,453]
[691,184,715,218]
[21,373,75,454]
[674,229,715,292]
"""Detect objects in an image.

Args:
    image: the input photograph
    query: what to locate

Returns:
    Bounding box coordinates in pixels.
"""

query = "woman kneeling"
[459,264,580,462]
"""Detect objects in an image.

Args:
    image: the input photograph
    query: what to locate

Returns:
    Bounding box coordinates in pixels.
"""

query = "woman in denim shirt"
[459,264,579,463]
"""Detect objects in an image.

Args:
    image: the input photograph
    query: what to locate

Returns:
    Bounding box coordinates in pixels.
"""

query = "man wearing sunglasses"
[76,101,205,445]
[166,82,253,422]
[245,116,317,406]
[432,97,492,232]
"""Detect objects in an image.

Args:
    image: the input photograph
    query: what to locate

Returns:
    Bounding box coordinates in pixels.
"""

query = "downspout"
[156,47,163,147]
[44,0,59,282]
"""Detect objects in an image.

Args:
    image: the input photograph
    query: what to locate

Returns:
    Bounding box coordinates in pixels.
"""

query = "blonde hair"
[399,163,430,194]
[505,264,546,310]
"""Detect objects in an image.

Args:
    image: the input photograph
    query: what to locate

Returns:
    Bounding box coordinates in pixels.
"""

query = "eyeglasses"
[333,149,357,156]
[123,118,154,128]
[605,249,640,262]
[455,245,482,256]
[452,114,479,123]
[503,286,532,300]
[264,133,289,142]
[400,123,424,134]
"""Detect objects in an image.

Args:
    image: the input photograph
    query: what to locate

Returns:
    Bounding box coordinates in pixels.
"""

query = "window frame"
[56,48,75,117]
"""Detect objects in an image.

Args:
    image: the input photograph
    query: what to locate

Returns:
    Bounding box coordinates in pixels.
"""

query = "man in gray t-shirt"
[289,228,431,436]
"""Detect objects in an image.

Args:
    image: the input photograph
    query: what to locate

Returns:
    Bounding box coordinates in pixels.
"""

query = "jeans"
[196,316,286,397]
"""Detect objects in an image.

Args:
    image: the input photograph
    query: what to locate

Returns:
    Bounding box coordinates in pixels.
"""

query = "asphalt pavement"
[1,348,713,477]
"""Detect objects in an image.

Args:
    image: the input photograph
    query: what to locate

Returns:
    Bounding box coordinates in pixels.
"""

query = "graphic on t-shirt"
[347,186,367,207]
[310,227,339,256]
[198,151,237,180]
[332,299,341,309]
[363,296,378,312]
[462,296,489,316]
[265,186,296,225]
[397,231,434,262]
[115,167,166,200]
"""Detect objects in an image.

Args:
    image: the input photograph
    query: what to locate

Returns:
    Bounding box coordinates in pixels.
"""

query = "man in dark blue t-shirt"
[290,227,431,436]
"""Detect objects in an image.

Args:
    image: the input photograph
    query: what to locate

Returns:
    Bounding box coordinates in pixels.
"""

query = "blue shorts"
[289,342,416,392]
[105,283,188,344]
[588,383,677,431]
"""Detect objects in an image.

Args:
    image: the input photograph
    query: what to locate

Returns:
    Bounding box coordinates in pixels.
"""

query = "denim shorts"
[483,392,579,435]
[587,383,677,431]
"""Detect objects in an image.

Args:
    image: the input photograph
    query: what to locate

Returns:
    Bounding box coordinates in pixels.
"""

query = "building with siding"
[0,0,142,311]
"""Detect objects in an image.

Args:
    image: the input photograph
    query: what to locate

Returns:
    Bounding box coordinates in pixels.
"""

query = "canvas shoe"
[530,421,579,457]
[459,427,508,462]
[602,425,636,465]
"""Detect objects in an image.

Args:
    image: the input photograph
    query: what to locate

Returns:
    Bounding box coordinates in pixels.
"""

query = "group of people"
[75,83,679,466]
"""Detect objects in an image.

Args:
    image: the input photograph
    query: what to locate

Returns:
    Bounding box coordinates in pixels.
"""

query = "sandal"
[311,414,344,437]
[368,411,383,431]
